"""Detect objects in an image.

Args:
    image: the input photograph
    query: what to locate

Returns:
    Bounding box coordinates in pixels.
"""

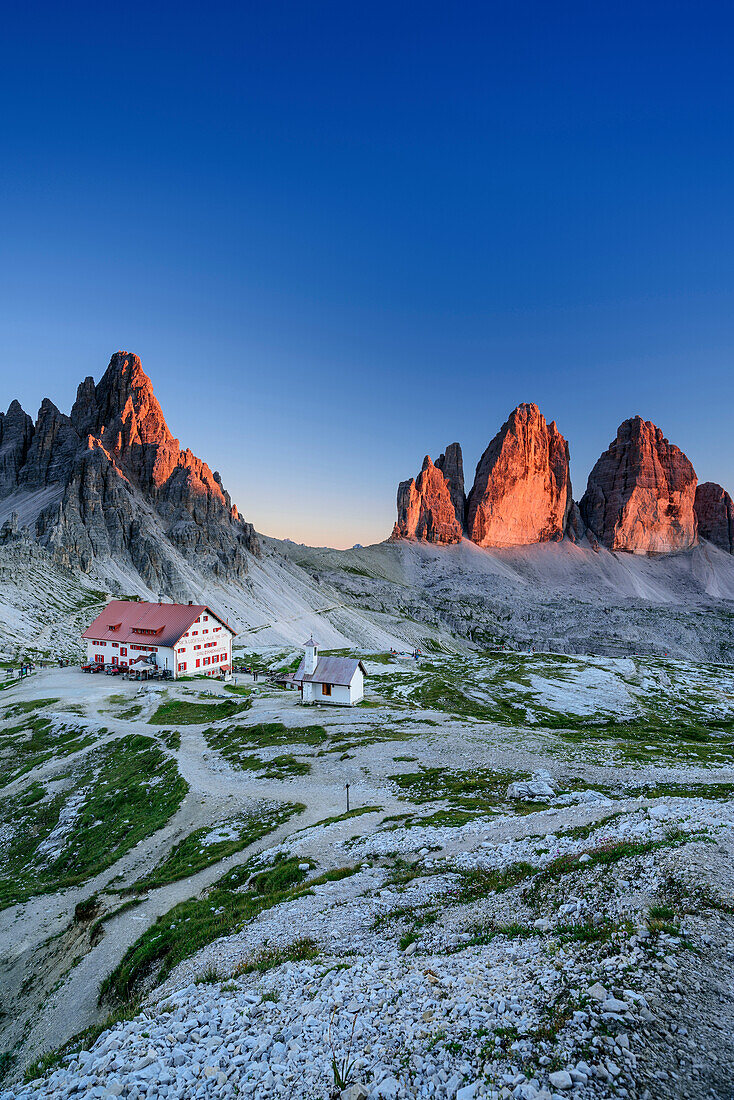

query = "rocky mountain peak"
[465,404,572,547]
[435,443,465,528]
[19,399,78,491]
[695,481,734,554]
[0,399,35,496]
[391,451,464,544]
[5,398,29,419]
[0,351,260,593]
[580,416,697,553]
[71,351,175,455]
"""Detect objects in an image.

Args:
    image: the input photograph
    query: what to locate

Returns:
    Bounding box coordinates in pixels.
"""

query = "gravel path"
[2,664,734,1099]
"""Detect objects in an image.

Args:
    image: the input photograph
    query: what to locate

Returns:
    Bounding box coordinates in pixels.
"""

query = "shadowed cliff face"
[466,404,572,548]
[580,417,697,554]
[0,400,35,496]
[696,482,734,554]
[0,352,259,593]
[435,443,465,529]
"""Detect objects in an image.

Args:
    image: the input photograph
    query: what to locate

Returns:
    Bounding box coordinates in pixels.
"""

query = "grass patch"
[123,802,304,893]
[554,813,624,841]
[309,806,382,828]
[103,695,144,720]
[204,722,328,771]
[2,698,59,718]
[627,781,734,800]
[0,717,97,787]
[389,765,530,817]
[324,725,421,751]
[260,754,311,778]
[554,921,620,944]
[158,729,181,751]
[223,684,253,697]
[0,735,188,910]
[557,717,734,765]
[102,855,320,1003]
[525,828,697,901]
[234,936,318,975]
[450,921,541,951]
[452,862,538,902]
[148,697,251,725]
[304,866,360,887]
[204,723,326,777]
[410,674,525,723]
[118,703,143,720]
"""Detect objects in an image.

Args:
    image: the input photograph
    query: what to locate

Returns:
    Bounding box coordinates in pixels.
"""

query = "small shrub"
[234,937,317,976]
[196,966,220,984]
[328,1007,360,1092]
[74,894,100,923]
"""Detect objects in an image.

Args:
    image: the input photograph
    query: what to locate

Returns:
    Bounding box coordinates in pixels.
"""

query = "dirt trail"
[0,669,406,1072]
[5,661,733,1093]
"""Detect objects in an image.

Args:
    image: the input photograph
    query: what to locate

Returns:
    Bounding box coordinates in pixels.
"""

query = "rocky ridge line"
[391,408,729,556]
[0,352,259,594]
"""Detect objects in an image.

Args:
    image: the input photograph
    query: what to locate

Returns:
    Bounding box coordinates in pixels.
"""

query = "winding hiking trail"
[3,659,734,1099]
[0,667,408,1070]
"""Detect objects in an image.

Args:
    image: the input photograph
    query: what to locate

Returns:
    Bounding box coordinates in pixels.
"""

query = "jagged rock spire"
[465,404,572,548]
[0,351,260,592]
[580,416,697,553]
[391,453,463,544]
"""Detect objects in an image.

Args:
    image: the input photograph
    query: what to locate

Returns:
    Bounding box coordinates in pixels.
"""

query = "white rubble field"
[346,798,729,867]
[0,934,655,1100]
[4,793,730,1100]
[35,785,89,864]
[523,666,636,720]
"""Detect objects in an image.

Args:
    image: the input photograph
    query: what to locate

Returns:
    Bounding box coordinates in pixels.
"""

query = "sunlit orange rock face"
[465,404,572,547]
[391,454,464,544]
[695,481,734,553]
[580,417,697,554]
[71,352,230,509]
[0,351,259,590]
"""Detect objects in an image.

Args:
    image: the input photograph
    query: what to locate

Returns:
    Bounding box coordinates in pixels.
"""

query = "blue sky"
[2,1,734,547]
